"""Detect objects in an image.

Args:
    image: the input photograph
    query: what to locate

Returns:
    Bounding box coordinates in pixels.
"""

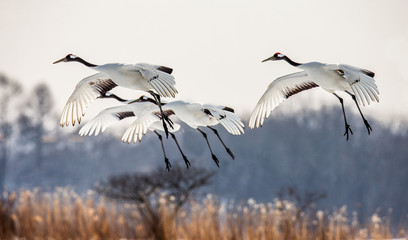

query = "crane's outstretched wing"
[60,73,117,127]
[78,105,136,136]
[123,63,178,98]
[220,110,245,135]
[122,107,176,143]
[203,105,245,135]
[249,71,318,128]
[338,64,379,106]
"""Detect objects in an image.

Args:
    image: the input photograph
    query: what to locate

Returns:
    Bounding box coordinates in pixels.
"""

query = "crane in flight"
[122,99,245,167]
[78,94,188,171]
[250,52,379,140]
[53,54,177,137]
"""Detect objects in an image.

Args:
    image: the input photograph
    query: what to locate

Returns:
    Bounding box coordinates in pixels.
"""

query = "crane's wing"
[338,64,379,106]
[338,64,375,78]
[60,73,117,127]
[203,105,245,135]
[123,63,178,98]
[78,105,136,136]
[121,107,176,143]
[249,71,318,129]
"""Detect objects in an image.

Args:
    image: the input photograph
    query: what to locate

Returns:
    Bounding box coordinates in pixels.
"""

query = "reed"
[0,188,405,240]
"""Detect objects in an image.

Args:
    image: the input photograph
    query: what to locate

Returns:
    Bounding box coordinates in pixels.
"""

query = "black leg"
[208,126,235,160]
[149,91,173,139]
[154,130,171,171]
[333,93,353,140]
[346,91,372,135]
[169,132,191,169]
[197,128,219,167]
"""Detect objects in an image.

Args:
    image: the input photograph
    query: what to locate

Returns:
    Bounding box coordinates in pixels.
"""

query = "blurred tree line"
[0,73,407,224]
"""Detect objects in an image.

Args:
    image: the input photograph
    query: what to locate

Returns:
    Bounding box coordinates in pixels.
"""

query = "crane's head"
[53,54,79,64]
[262,52,285,62]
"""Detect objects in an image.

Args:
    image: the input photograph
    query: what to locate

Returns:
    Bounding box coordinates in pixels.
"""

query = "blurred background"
[0,0,407,231]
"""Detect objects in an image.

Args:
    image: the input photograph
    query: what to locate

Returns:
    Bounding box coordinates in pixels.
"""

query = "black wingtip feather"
[115,111,135,120]
[203,109,213,116]
[284,82,319,98]
[362,69,375,78]
[223,107,235,113]
[157,66,173,74]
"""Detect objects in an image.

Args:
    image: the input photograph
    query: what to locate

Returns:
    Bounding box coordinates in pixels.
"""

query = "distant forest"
[1,74,407,224]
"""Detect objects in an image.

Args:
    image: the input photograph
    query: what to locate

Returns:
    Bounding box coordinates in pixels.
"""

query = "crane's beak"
[53,57,67,64]
[262,56,275,63]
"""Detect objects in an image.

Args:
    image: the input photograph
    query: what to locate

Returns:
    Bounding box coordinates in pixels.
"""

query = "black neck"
[74,57,97,67]
[127,97,159,105]
[100,93,127,102]
[283,56,301,67]
[101,93,161,105]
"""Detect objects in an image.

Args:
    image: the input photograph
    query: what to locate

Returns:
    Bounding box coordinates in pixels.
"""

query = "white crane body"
[165,101,218,129]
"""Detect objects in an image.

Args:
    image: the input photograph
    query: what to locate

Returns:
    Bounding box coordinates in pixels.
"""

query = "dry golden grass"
[0,188,406,240]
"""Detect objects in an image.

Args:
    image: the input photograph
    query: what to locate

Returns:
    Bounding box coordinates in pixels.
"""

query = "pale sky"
[1,0,407,129]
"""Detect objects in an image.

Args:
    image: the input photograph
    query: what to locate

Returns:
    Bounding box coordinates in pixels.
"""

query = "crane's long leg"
[148,91,173,139]
[333,93,353,140]
[197,128,219,167]
[207,126,235,160]
[346,91,372,135]
[153,130,171,171]
[169,132,191,169]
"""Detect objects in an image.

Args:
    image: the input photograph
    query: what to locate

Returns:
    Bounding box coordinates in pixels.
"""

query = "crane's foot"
[364,119,372,135]
[182,156,191,169]
[212,155,220,167]
[165,158,172,172]
[226,148,235,160]
[343,124,353,141]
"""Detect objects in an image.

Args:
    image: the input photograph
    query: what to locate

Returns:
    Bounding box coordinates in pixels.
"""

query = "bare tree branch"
[95,165,216,240]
